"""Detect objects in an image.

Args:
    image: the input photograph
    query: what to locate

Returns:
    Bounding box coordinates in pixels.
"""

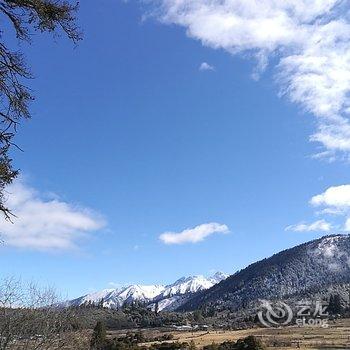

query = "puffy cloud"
[310,184,350,211]
[199,62,215,71]
[159,222,229,245]
[0,180,105,251]
[146,0,350,158]
[289,184,350,233]
[285,219,332,232]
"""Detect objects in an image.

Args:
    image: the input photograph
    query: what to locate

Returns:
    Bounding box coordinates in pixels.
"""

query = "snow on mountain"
[65,272,228,311]
[145,273,229,312]
[159,273,228,299]
[117,285,165,303]
[67,285,165,309]
[77,289,117,304]
[152,296,184,312]
[179,234,350,312]
[209,272,229,284]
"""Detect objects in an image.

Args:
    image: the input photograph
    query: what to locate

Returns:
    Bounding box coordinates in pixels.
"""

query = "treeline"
[70,290,350,333]
[90,320,265,350]
[69,301,190,330]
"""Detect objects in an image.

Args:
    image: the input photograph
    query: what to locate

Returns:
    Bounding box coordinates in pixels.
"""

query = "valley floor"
[130,318,350,349]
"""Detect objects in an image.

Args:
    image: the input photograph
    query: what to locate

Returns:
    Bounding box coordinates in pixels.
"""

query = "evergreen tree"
[0,0,81,218]
[155,301,159,315]
[90,321,107,350]
[193,309,204,323]
[328,294,342,314]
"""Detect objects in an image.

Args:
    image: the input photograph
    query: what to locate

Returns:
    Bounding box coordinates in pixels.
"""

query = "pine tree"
[90,321,107,350]
[99,298,104,309]
[193,309,204,323]
[155,301,159,315]
[328,294,342,314]
[0,1,81,219]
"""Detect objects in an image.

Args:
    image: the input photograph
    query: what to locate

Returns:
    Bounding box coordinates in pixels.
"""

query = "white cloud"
[146,0,350,158]
[159,222,229,245]
[285,219,332,232]
[0,180,105,251]
[310,184,350,211]
[289,184,350,233]
[199,62,215,71]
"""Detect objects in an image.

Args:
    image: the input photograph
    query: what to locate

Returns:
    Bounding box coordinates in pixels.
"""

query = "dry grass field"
[135,318,350,349]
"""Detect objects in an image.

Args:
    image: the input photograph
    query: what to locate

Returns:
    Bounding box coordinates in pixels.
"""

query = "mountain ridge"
[178,234,350,312]
[64,272,228,311]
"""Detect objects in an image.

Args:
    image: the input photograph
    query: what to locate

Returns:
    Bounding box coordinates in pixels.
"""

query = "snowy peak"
[162,275,212,297]
[117,285,165,303]
[65,272,228,311]
[68,284,165,309]
[75,289,117,306]
[209,271,229,283]
[160,272,228,298]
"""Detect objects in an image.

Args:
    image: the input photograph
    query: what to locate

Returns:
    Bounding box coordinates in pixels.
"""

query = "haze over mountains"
[65,272,228,311]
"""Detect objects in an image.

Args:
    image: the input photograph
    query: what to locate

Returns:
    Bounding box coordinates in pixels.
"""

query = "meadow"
[128,318,350,349]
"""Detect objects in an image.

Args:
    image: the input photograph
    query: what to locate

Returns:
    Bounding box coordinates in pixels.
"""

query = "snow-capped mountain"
[158,273,228,299]
[209,272,228,284]
[148,272,228,311]
[117,285,165,304]
[65,272,228,311]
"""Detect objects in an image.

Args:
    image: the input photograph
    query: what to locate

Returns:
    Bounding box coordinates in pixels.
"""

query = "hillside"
[179,234,350,311]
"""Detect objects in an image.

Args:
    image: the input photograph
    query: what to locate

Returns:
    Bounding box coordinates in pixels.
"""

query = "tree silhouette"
[328,294,342,314]
[0,0,81,219]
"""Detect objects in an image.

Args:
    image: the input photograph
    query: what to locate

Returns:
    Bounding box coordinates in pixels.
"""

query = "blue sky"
[1,0,350,298]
